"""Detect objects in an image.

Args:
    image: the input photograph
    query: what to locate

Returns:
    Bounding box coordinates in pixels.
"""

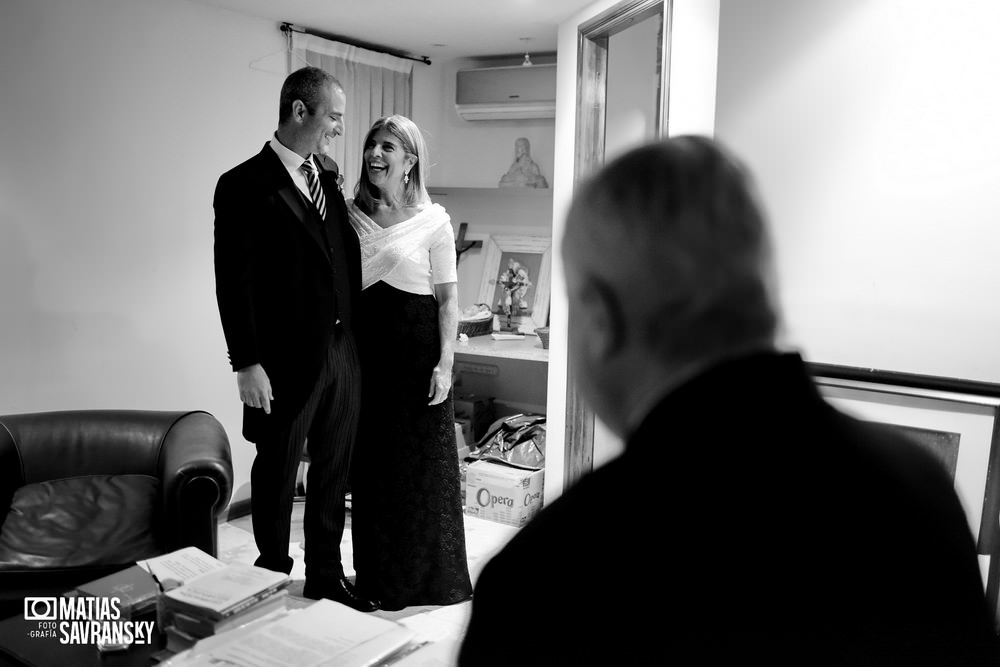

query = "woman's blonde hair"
[354,115,429,213]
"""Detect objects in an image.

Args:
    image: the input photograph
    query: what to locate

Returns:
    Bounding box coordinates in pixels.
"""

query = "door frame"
[564,0,673,490]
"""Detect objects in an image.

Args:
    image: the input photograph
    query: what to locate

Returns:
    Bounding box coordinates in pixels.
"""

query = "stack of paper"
[490,332,525,341]
[139,546,230,589]
[161,599,417,667]
[157,562,291,654]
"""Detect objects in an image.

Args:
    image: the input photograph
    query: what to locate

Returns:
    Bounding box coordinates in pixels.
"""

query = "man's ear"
[291,99,308,122]
[577,275,626,361]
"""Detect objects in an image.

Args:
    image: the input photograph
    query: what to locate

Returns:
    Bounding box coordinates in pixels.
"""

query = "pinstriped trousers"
[251,326,361,580]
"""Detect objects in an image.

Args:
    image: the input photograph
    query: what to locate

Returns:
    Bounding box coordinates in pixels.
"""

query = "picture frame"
[809,363,1000,625]
[477,235,552,332]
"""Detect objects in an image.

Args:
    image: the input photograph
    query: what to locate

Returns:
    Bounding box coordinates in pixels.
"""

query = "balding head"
[562,136,780,434]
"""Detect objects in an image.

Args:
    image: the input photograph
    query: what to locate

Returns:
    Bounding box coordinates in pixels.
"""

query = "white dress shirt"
[268,135,319,206]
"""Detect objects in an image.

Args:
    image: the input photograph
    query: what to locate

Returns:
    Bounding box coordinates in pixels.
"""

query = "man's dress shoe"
[303,576,380,612]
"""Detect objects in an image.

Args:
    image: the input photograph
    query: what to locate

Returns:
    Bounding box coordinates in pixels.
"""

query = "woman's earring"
[404,171,410,185]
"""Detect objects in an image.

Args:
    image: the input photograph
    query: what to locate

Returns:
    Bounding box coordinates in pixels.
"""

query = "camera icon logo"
[24,597,58,621]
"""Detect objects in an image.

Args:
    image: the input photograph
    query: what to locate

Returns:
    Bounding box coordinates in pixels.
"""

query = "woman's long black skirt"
[350,281,473,611]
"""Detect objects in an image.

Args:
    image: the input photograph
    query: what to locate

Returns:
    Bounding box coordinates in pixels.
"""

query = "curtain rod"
[280,22,432,66]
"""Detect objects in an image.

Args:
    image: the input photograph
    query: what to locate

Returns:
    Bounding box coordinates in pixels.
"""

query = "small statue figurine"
[499,137,549,189]
[496,258,533,331]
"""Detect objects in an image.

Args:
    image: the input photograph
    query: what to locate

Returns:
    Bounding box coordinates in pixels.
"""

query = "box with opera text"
[464,460,543,528]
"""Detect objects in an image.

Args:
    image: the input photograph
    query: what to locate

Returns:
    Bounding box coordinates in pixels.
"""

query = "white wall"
[409,61,448,180]
[716,0,1000,383]
[415,57,556,189]
[666,0,720,137]
[0,0,295,506]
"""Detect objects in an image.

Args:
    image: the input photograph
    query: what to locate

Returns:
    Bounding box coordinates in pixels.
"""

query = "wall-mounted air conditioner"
[455,63,556,121]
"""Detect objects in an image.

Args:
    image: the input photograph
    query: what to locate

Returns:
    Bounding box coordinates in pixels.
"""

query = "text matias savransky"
[24,596,156,646]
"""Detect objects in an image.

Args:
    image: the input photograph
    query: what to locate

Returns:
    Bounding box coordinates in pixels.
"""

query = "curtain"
[291,32,413,197]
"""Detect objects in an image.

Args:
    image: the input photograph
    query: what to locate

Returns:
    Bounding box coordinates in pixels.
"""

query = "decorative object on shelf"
[498,137,549,189]
[458,303,494,339]
[477,235,551,334]
[455,222,481,261]
[535,326,550,349]
[496,257,533,331]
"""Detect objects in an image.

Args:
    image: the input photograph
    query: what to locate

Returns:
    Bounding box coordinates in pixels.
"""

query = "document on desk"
[138,546,227,587]
[489,333,525,341]
[164,599,417,667]
[389,638,460,667]
[399,604,470,643]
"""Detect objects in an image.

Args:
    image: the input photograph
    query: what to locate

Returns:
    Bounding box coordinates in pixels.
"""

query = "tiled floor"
[217,500,519,628]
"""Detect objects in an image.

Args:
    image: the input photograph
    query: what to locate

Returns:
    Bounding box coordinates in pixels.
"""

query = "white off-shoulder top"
[347,201,457,295]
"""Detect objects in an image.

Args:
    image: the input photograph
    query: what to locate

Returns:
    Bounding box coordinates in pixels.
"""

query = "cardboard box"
[464,460,544,527]
[453,394,496,443]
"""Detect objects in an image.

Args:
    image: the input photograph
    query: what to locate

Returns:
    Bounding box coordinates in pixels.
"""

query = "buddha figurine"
[499,137,549,189]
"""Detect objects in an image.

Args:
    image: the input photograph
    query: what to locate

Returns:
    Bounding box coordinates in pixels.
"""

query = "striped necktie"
[300,158,327,219]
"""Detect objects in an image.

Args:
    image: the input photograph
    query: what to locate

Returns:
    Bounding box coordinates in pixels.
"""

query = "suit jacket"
[214,143,361,442]
[459,352,999,666]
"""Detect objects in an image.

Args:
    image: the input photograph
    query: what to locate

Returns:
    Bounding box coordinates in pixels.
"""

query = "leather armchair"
[0,410,233,612]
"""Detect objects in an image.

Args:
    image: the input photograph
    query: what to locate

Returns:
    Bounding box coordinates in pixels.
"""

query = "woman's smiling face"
[364,128,416,191]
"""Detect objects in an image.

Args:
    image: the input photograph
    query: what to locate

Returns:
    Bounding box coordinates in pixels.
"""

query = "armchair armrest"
[0,421,21,520]
[157,411,233,556]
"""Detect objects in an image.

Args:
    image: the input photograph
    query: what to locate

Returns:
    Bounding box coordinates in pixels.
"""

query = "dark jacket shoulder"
[314,153,340,176]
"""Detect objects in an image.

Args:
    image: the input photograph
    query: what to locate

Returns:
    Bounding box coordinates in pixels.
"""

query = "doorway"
[563,0,671,488]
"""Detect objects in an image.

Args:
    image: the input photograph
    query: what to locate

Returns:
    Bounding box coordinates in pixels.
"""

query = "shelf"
[455,334,548,363]
[428,186,552,199]
[429,186,553,239]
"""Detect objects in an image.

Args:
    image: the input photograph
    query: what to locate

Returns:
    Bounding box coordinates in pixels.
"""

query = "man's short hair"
[279,66,341,123]
[566,135,779,362]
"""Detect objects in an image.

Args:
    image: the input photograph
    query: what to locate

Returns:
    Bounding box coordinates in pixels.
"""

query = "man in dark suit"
[214,66,377,612]
[459,137,999,664]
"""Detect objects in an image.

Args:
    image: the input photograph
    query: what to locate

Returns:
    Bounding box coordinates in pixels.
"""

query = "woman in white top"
[346,115,472,611]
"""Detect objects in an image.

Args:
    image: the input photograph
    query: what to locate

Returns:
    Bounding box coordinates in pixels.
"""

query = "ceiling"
[193,0,598,61]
